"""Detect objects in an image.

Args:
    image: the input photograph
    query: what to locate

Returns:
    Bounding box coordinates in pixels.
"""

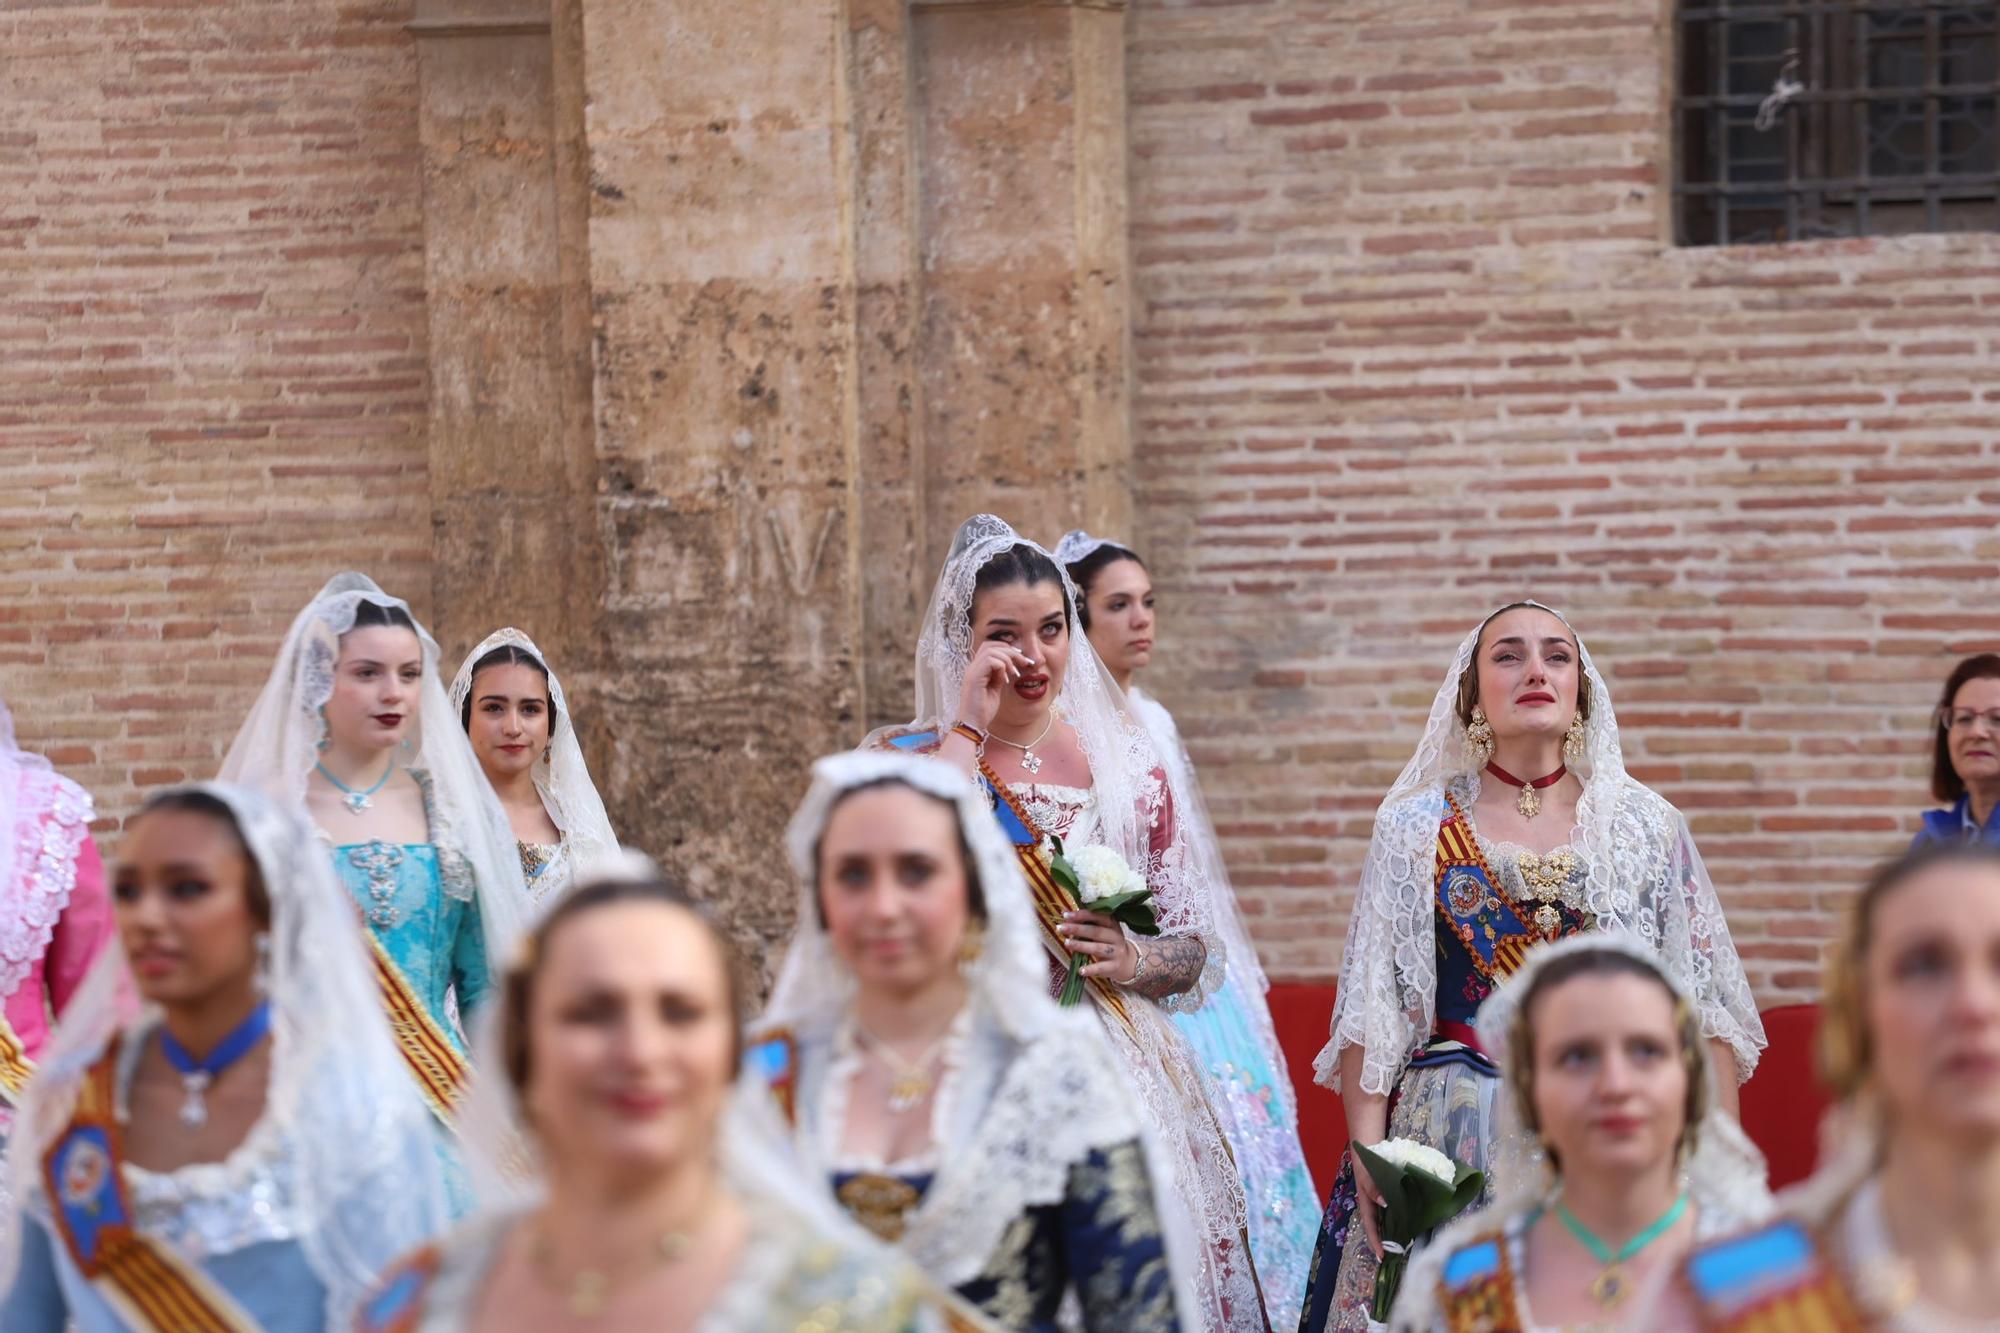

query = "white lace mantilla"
[0,769,93,1003]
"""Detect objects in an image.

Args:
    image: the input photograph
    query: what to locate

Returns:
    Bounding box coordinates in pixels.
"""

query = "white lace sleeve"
[1135,764,1224,1012]
[1661,809,1766,1081]
[1317,789,1442,1096]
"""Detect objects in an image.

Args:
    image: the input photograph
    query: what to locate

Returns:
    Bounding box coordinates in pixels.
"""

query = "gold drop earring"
[1466,706,1495,766]
[1563,713,1586,766]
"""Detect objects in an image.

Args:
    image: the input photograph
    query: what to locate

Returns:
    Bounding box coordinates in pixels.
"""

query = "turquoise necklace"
[315,757,395,814]
[1553,1189,1690,1308]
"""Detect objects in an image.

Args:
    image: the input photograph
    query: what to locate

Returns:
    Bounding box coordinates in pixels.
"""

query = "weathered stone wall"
[1126,0,2000,997]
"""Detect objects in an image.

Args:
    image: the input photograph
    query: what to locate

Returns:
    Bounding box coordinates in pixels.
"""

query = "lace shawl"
[1318,602,1765,1098]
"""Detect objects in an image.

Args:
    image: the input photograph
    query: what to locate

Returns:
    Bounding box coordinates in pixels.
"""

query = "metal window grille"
[1676,1,2000,245]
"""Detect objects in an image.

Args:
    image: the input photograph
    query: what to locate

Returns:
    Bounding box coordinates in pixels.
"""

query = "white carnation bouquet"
[1040,836,1159,1006]
[1351,1136,1485,1323]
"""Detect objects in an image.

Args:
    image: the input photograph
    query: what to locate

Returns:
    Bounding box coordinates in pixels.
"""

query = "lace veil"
[446,627,619,888]
[218,572,529,958]
[1390,931,1773,1331]
[0,782,452,1327]
[754,749,1202,1325]
[1317,601,1765,1098]
[0,695,95,1009]
[1052,526,1296,1129]
[861,514,1219,989]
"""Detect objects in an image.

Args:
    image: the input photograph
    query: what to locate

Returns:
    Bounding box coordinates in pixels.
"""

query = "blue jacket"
[1912,793,2000,849]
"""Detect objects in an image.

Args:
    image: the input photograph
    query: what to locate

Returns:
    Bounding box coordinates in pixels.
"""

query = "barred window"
[1676,2,2000,245]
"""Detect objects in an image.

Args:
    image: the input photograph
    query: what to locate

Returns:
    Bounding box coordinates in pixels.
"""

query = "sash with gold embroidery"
[1683,1218,1868,1333]
[362,926,469,1125]
[1436,1232,1527,1333]
[41,1040,260,1332]
[886,732,1139,1036]
[1435,793,1549,985]
[0,1010,35,1105]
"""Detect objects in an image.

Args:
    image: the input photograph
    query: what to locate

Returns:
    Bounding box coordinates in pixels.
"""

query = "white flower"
[1036,838,1055,868]
[1068,844,1144,903]
[1369,1137,1457,1186]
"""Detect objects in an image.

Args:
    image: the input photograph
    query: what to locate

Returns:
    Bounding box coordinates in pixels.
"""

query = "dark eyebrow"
[1040,612,1064,624]
[985,617,1020,628]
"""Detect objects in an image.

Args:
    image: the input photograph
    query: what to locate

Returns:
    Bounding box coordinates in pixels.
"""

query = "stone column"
[574,0,876,947]
[911,0,1135,562]
[408,0,603,671]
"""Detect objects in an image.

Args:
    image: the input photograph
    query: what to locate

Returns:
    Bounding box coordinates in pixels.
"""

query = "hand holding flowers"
[1350,1137,1484,1324]
[1044,837,1159,1006]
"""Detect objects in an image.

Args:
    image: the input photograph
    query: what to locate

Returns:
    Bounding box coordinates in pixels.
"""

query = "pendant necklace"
[1554,1189,1690,1309]
[158,1002,273,1128]
[531,1224,692,1317]
[316,757,395,814]
[1485,761,1567,820]
[986,712,1057,776]
[854,1021,952,1114]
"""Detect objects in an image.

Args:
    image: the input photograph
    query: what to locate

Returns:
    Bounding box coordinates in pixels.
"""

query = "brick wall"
[1127,0,2000,1000]
[0,0,433,831]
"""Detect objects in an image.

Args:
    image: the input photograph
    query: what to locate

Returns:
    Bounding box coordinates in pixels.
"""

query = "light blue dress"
[328,840,490,1059]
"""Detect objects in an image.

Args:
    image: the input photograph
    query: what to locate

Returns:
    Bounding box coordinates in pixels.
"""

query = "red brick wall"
[0,0,433,832]
[1126,0,2000,1001]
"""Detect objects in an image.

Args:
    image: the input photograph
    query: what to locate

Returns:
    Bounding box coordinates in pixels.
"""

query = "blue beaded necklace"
[316,757,395,814]
[158,1001,272,1128]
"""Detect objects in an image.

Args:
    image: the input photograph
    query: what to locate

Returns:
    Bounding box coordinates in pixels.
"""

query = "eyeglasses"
[1938,708,2000,733]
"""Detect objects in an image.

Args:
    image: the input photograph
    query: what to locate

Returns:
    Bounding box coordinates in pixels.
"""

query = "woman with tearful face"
[358,864,947,1333]
[1391,936,1769,1332]
[1059,528,1319,1330]
[750,750,1189,1329]
[450,629,618,906]
[0,783,449,1331]
[1298,602,1765,1333]
[1676,842,2000,1331]
[865,514,1263,1329]
[221,574,529,1141]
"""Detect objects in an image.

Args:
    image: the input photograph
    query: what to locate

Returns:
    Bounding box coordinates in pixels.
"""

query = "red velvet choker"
[1485,762,1566,820]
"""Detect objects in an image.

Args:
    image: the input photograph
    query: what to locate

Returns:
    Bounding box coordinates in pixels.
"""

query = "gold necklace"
[853,1020,952,1113]
[529,1220,694,1317]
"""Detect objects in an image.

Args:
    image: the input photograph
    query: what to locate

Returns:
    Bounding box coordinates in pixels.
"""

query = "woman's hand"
[957,641,1037,736]
[1349,1149,1388,1259]
[1058,909,1138,983]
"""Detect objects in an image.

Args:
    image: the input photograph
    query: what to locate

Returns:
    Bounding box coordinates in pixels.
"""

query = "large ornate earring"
[957,921,985,968]
[1466,706,1495,766]
[1563,713,1586,766]
[253,932,272,995]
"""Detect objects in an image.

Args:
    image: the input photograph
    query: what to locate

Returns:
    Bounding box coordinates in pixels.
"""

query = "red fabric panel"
[1269,982,1346,1195]
[1270,987,1829,1198]
[1738,1003,1828,1190]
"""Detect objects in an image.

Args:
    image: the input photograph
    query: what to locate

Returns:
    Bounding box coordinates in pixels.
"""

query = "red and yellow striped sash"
[364,930,469,1124]
[0,1011,35,1103]
[980,762,1137,1037]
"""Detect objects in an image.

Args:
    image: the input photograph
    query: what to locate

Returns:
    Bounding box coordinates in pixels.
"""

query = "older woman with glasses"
[1915,653,2000,849]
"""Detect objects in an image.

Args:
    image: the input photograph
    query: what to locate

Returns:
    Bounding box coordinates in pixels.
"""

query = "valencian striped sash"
[363,928,469,1124]
[42,1041,260,1332]
[976,761,1138,1036]
[1682,1219,1868,1333]
[1437,1232,1526,1333]
[0,1011,34,1104]
[1434,793,1540,985]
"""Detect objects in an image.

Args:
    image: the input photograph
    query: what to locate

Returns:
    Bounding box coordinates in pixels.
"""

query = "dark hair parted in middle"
[1930,653,2000,805]
[1063,543,1144,631]
[967,543,1074,628]
[132,788,274,929]
[500,872,747,1103]
[1453,601,1593,731]
[809,777,988,928]
[458,643,559,736]
[348,598,419,636]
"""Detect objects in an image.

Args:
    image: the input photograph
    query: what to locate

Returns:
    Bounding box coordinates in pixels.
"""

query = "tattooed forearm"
[1128,934,1206,1000]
